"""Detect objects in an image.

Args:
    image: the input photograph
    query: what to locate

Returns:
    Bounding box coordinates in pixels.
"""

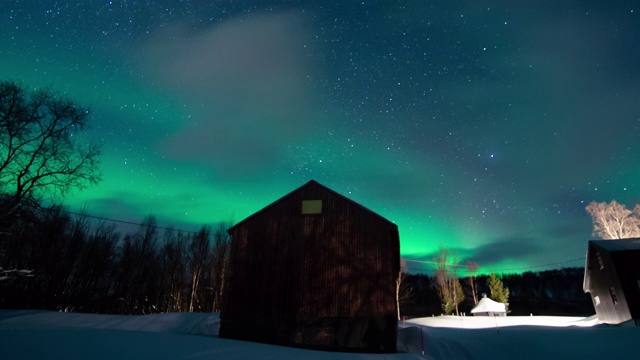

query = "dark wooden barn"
[583,238,640,325]
[219,180,400,353]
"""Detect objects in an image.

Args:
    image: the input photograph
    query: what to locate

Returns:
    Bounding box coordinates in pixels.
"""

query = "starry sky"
[2,1,640,274]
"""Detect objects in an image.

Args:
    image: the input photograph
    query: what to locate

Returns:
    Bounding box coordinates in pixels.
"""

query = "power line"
[61,210,202,235]
[62,209,586,273]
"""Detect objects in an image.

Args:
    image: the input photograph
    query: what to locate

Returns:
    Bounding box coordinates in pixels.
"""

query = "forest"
[0,80,611,318]
[401,268,594,318]
[0,206,231,314]
[0,205,594,317]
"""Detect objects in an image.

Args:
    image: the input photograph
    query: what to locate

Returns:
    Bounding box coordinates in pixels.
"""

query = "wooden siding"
[219,181,399,352]
[614,250,640,320]
[584,239,640,325]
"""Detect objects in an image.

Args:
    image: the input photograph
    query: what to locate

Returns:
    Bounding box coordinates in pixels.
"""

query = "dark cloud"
[86,196,144,219]
[405,238,540,269]
[467,238,540,266]
[138,11,320,178]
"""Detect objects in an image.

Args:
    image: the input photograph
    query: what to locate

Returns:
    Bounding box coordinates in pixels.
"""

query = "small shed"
[470,295,507,316]
[219,180,400,353]
[583,238,640,325]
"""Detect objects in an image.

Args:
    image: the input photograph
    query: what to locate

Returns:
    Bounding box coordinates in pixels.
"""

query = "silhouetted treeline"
[503,268,594,316]
[400,268,594,317]
[1,205,595,317]
[0,205,231,314]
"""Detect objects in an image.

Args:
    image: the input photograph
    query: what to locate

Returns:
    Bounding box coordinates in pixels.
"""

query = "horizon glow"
[2,1,639,274]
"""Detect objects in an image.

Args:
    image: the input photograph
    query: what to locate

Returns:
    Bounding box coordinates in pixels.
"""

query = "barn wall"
[219,182,399,352]
[586,243,631,324]
[612,250,640,320]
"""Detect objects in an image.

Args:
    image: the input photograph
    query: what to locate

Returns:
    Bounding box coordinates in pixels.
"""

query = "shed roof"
[470,296,506,314]
[584,238,640,292]
[228,180,397,232]
[589,238,640,252]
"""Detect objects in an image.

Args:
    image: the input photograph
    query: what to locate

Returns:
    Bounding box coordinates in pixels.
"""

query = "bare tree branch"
[585,200,640,240]
[433,246,464,315]
[0,81,102,218]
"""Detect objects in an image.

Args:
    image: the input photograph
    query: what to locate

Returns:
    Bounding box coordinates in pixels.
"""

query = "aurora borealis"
[2,1,639,274]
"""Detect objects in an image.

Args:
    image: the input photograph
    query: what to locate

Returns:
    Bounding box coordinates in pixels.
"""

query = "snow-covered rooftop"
[470,296,507,314]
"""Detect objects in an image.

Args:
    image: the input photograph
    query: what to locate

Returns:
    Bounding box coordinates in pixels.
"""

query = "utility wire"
[61,209,202,235]
[61,208,586,274]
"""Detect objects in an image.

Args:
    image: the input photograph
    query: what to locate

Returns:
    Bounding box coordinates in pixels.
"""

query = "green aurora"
[2,1,640,274]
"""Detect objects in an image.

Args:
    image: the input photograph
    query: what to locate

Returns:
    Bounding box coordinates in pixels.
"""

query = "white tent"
[471,295,507,316]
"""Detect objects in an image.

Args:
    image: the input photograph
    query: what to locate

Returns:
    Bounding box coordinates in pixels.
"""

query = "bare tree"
[112,216,160,314]
[433,247,464,315]
[70,220,119,312]
[159,228,188,312]
[585,200,640,239]
[395,258,413,320]
[466,260,479,305]
[188,226,210,312]
[0,81,101,219]
[209,222,231,312]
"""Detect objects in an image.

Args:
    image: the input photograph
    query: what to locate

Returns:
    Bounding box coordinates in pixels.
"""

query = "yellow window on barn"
[302,200,322,214]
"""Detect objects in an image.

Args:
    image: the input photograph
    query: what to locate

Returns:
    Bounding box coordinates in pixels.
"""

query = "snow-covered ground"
[1,310,638,359]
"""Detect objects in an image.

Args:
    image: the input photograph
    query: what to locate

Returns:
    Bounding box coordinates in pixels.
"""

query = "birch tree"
[188,227,210,312]
[395,258,413,320]
[466,260,479,305]
[433,247,464,315]
[209,222,231,312]
[585,200,640,239]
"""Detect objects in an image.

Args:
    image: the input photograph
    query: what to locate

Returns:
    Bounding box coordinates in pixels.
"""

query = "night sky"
[3,1,640,274]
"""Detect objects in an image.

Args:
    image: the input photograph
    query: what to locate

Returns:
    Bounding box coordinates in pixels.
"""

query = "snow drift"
[1,310,639,359]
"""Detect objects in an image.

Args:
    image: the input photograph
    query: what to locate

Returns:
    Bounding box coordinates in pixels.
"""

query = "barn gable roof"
[589,238,640,252]
[220,180,401,351]
[228,180,397,232]
[583,238,640,293]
